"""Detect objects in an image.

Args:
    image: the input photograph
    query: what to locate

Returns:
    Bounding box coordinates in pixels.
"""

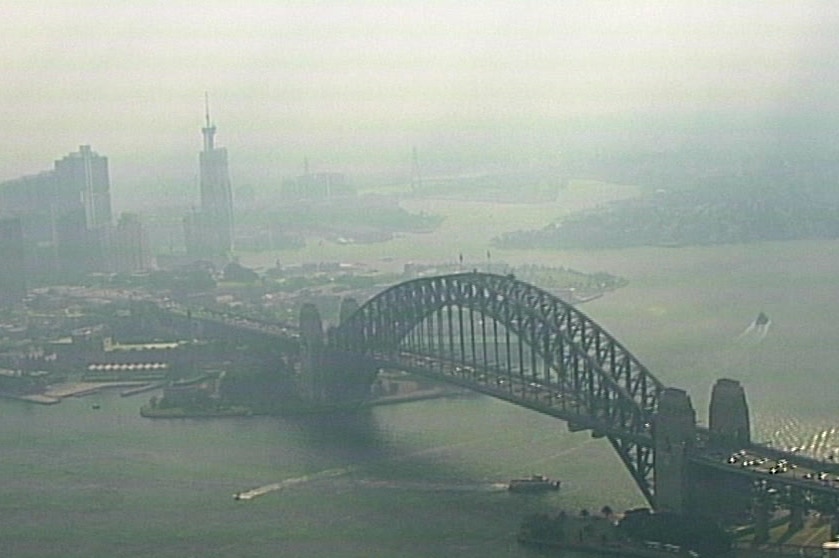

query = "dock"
[120,382,165,397]
[0,392,60,405]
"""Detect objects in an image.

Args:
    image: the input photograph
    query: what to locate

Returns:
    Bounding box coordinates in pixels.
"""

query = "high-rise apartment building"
[53,145,112,277]
[54,144,112,229]
[0,145,113,282]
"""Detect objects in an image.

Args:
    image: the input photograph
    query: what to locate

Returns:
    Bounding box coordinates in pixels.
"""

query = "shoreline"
[1,381,157,405]
[517,535,694,558]
[0,392,61,405]
[120,382,165,397]
[140,387,464,419]
[44,381,151,399]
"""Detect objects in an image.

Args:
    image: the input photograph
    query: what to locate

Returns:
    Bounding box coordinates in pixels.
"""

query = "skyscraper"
[0,145,113,282]
[54,145,112,229]
[53,145,113,277]
[194,95,233,256]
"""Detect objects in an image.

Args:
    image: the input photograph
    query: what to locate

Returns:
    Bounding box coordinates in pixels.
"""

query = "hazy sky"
[2,1,837,208]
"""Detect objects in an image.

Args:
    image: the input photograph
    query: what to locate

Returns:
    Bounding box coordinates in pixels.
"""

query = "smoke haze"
[3,1,838,208]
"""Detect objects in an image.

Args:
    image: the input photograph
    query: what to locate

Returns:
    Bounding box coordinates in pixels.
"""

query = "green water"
[5,238,839,557]
[0,391,643,557]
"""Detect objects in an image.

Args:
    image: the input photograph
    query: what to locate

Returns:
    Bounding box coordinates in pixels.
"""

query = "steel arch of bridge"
[331,272,666,503]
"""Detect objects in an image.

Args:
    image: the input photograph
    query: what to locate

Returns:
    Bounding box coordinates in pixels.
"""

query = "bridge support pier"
[789,488,805,532]
[708,378,751,449]
[653,388,696,513]
[299,303,326,403]
[752,494,770,544]
[299,301,382,407]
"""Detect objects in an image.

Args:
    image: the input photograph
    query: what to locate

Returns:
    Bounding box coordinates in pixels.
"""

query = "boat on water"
[233,483,282,501]
[508,475,561,493]
[755,311,770,326]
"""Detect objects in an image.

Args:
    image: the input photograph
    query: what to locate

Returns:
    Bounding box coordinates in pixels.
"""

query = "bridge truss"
[332,272,666,503]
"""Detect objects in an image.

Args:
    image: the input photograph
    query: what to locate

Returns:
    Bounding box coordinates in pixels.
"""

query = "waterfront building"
[186,96,234,257]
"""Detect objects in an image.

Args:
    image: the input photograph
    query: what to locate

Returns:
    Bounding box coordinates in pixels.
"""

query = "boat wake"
[233,466,354,501]
[353,479,510,493]
[736,313,771,344]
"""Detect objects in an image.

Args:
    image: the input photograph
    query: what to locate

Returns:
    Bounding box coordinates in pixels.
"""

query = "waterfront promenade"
[3,381,157,405]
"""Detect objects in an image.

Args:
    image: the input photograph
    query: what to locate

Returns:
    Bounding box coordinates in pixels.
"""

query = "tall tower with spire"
[193,93,233,256]
[202,93,216,152]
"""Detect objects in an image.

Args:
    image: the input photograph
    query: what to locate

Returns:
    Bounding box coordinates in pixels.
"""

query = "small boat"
[508,475,561,494]
[755,311,770,326]
[91,404,101,410]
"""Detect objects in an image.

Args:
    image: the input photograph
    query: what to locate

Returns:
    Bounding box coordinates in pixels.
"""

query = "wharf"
[0,392,60,404]
[120,382,165,397]
[44,382,107,398]
[44,381,150,398]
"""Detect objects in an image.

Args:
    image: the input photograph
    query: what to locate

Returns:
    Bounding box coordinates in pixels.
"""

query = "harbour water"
[4,238,839,557]
[2,383,652,557]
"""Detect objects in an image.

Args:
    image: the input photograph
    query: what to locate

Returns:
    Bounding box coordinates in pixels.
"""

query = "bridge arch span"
[331,272,666,502]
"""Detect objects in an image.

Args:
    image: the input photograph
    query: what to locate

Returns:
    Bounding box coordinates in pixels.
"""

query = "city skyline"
[0,144,153,285]
[3,2,838,211]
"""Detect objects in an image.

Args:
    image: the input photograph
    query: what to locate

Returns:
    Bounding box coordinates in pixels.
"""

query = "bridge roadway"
[391,349,653,443]
[693,444,839,503]
[164,302,300,340]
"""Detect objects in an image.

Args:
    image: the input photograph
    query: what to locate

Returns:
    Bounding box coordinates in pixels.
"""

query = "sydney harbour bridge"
[165,272,839,539]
